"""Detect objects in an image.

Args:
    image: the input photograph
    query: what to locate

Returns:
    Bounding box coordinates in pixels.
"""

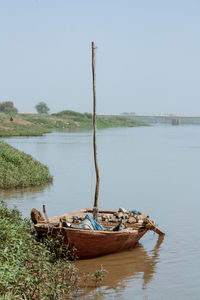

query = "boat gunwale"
[34,223,147,235]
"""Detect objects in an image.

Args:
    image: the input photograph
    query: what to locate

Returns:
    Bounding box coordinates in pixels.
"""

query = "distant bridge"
[99,114,200,125]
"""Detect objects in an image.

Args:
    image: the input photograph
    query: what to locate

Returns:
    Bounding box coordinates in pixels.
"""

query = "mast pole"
[92,41,99,221]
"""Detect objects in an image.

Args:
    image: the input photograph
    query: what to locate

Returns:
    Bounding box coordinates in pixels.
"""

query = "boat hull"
[67,228,148,259]
[34,226,148,259]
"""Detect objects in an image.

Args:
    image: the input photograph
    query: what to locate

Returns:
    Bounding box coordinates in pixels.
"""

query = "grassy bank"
[0,112,50,137]
[0,141,52,189]
[0,111,147,137]
[0,201,78,299]
[52,110,147,129]
[0,202,106,299]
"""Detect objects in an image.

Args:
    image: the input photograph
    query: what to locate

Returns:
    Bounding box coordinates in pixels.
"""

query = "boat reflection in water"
[76,235,164,298]
[141,235,164,289]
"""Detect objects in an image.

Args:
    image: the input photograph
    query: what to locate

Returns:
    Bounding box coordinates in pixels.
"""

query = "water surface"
[1,125,200,299]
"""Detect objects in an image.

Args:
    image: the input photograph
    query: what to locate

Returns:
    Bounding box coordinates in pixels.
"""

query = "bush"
[0,201,79,299]
[0,142,53,189]
[53,110,83,118]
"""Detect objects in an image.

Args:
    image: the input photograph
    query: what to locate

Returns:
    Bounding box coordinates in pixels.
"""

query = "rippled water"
[1,125,200,299]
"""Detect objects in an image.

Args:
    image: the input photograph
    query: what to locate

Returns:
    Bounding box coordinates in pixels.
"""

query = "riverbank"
[0,111,148,137]
[0,201,106,299]
[0,141,53,189]
[0,201,79,299]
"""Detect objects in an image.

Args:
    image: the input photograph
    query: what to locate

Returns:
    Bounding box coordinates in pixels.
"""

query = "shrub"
[0,201,79,299]
[0,142,53,189]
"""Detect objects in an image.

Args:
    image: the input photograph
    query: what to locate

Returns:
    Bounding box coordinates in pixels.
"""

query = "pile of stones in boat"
[72,207,147,224]
[98,207,147,224]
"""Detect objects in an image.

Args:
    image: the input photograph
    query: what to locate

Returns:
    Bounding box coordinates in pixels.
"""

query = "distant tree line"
[35,102,50,114]
[0,101,50,115]
[0,101,18,115]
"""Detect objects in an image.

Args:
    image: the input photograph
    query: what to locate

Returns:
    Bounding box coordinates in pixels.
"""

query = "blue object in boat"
[85,214,106,230]
[132,209,142,215]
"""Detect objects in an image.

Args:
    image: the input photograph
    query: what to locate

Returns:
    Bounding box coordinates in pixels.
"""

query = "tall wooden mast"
[92,41,100,221]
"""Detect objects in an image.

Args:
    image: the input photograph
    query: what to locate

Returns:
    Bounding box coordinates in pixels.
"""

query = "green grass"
[19,113,64,128]
[0,141,53,189]
[96,116,146,129]
[0,202,107,298]
[0,201,79,299]
[0,111,148,138]
[52,110,147,129]
[0,125,50,137]
[0,113,50,137]
[21,110,147,130]
[0,112,7,122]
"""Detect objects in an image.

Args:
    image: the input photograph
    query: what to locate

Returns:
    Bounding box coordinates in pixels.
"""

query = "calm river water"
[1,125,200,299]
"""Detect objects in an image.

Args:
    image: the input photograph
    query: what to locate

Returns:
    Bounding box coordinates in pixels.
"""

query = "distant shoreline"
[0,111,148,138]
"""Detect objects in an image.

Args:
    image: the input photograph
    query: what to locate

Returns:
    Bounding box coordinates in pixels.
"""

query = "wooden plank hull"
[34,226,148,259]
[66,228,148,259]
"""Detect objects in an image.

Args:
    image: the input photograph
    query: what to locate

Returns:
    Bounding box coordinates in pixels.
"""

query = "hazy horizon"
[0,1,200,116]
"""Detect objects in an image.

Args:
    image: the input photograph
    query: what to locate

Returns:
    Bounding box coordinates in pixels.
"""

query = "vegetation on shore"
[0,201,78,299]
[52,110,147,129]
[0,141,52,189]
[0,112,50,137]
[0,110,147,137]
[0,201,106,299]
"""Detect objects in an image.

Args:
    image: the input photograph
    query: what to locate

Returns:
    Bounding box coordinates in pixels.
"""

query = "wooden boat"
[33,208,162,259]
[31,42,164,259]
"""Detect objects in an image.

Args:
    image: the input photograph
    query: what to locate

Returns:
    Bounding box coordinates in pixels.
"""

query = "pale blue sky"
[0,0,200,115]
